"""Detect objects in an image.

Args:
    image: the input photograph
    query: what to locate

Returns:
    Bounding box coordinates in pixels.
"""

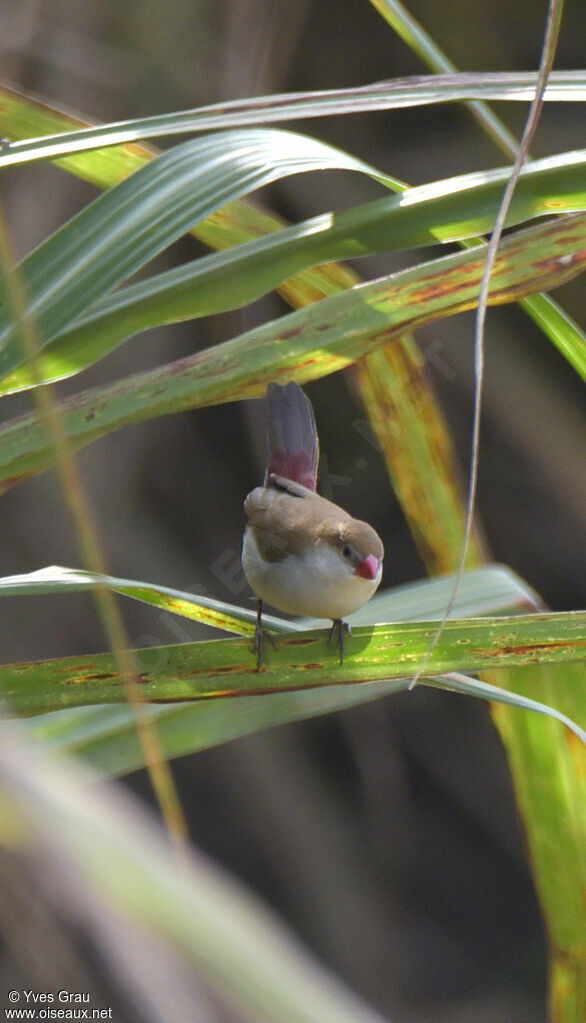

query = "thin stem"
[0,207,188,850]
[408,0,564,688]
[368,0,519,158]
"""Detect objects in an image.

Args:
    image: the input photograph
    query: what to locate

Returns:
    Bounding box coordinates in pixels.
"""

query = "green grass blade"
[3,148,586,392]
[0,562,542,635]
[490,662,586,1018]
[368,2,586,383]
[24,663,585,777]
[0,610,583,716]
[0,84,363,313]
[0,724,390,1023]
[1,72,585,167]
[27,684,408,777]
[0,211,583,491]
[0,128,396,382]
[7,562,544,775]
[0,564,281,636]
[520,293,586,380]
[2,86,584,388]
[368,0,520,155]
[428,671,585,741]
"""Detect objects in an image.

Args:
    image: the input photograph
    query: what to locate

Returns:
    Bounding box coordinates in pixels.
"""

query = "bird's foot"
[329,618,351,664]
[253,600,278,670]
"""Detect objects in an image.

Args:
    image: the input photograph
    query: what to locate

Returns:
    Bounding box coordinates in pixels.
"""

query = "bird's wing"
[244,485,352,561]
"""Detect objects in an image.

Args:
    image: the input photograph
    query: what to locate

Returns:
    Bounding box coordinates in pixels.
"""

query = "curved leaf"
[0,127,396,381]
[27,683,409,776]
[429,672,585,741]
[3,148,586,391]
[0,564,294,636]
[1,86,584,388]
[0,211,584,490]
[0,562,541,631]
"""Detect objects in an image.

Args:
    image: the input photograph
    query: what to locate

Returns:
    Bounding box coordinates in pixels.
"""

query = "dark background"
[1,1,585,1020]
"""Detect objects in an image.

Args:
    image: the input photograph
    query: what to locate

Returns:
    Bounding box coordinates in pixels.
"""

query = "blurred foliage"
[0,2,585,1022]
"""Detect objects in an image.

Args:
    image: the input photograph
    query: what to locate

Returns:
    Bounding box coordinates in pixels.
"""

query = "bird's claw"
[253,600,278,670]
[329,618,351,664]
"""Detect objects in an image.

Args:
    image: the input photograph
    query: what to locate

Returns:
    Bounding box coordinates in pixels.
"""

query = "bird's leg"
[329,618,351,664]
[253,599,278,670]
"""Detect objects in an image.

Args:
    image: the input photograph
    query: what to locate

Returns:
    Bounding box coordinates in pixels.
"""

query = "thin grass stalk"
[406,0,563,654]
[369,3,585,1018]
[0,209,188,850]
[367,0,520,155]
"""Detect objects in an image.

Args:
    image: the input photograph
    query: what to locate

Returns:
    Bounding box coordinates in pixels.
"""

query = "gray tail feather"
[265,382,319,491]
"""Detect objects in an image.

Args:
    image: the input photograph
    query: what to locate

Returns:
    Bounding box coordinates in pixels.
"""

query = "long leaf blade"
[0,611,584,716]
[4,147,586,389]
[0,722,390,1023]
[1,86,584,388]
[0,211,584,490]
[0,128,396,380]
[25,665,585,777]
[2,72,586,167]
[26,684,408,777]
[0,562,542,631]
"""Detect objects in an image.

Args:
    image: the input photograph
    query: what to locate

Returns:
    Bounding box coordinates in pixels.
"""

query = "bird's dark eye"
[341,544,352,559]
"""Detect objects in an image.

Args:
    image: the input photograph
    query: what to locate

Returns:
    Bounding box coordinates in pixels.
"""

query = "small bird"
[242,381,384,668]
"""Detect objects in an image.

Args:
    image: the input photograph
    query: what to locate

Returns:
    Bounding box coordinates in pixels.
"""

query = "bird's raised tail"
[265,381,319,491]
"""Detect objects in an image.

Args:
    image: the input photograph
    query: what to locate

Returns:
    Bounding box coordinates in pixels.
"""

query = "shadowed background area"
[1,1,585,1020]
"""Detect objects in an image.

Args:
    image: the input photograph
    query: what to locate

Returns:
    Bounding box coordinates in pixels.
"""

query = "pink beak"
[355,554,379,580]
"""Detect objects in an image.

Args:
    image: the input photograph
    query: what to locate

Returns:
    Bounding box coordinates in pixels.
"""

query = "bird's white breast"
[242,527,381,620]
